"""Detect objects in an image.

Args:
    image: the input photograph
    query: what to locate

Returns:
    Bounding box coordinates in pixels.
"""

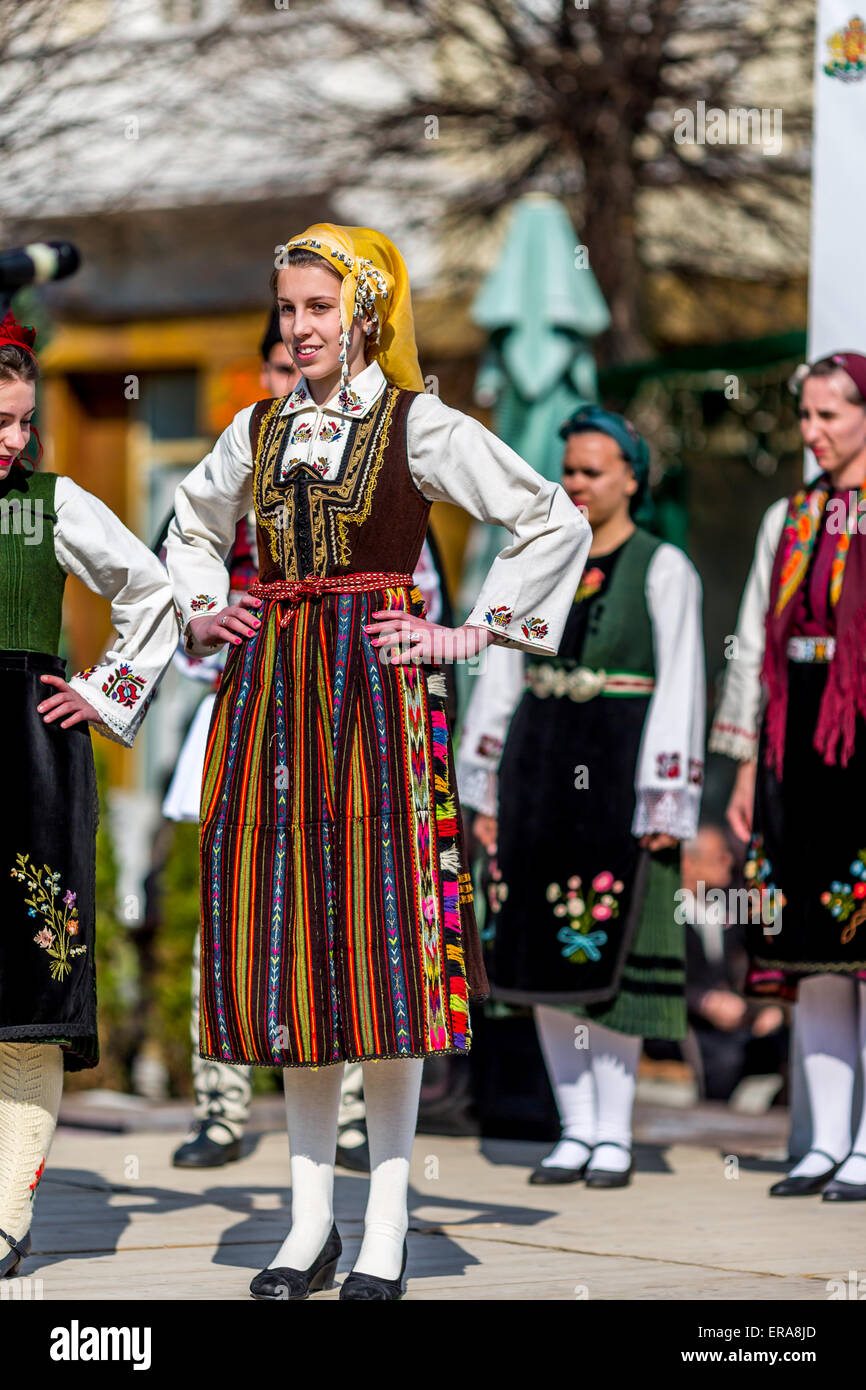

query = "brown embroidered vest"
[249,387,429,582]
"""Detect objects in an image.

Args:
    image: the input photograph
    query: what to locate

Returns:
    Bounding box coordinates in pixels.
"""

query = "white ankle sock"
[352,1058,423,1281]
[270,1064,343,1271]
[789,975,858,1179]
[835,982,866,1185]
[534,1005,594,1168]
[0,1043,63,1259]
[586,1021,641,1174]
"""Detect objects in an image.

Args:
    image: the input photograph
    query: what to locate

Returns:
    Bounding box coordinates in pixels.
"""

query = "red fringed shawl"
[762,479,866,777]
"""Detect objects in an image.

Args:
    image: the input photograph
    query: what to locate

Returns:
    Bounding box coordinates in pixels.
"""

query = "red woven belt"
[249,573,415,628]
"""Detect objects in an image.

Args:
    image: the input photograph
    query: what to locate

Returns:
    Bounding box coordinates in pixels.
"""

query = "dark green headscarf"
[559,405,651,519]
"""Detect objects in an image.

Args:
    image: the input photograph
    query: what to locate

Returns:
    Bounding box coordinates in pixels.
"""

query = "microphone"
[0,241,81,293]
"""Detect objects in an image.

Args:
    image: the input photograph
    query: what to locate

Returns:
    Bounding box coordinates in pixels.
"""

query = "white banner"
[808,4,866,360]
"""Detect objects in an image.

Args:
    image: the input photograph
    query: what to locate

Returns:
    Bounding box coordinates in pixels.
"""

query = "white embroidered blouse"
[708,496,788,762]
[165,360,591,658]
[54,476,179,747]
[457,541,706,842]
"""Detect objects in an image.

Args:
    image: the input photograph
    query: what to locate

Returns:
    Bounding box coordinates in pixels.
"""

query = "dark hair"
[269,246,342,301]
[797,357,865,404]
[0,344,39,386]
[259,305,282,362]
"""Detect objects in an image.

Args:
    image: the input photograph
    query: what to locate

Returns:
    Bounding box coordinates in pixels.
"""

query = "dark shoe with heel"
[250,1223,341,1300]
[822,1152,866,1201]
[769,1149,841,1197]
[584,1142,634,1189]
[0,1228,31,1279]
[529,1139,593,1185]
[173,1119,243,1169]
[339,1239,408,1301]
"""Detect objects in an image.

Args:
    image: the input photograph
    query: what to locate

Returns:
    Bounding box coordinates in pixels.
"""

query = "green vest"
[580,527,660,676]
[528,527,661,684]
[0,469,67,655]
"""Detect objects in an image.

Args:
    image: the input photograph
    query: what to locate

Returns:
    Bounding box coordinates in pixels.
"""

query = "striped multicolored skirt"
[198,574,483,1067]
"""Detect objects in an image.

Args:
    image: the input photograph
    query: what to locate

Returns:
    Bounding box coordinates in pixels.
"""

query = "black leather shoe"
[250,1223,341,1300]
[172,1119,242,1169]
[769,1150,841,1197]
[529,1139,592,1185]
[585,1143,633,1189]
[0,1228,31,1278]
[336,1138,370,1173]
[339,1239,407,1301]
[822,1153,866,1201]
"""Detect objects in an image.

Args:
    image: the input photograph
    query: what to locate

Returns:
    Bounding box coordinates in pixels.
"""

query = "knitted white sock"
[788,974,858,1178]
[534,1004,595,1169]
[586,1020,641,1174]
[833,982,866,1185]
[0,1043,63,1259]
[352,1058,423,1281]
[269,1064,343,1270]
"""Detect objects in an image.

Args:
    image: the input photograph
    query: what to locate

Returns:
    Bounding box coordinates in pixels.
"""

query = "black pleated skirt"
[747,662,866,1000]
[0,650,99,1070]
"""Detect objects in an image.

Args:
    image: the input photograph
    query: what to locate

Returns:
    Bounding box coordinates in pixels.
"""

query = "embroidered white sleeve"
[632,544,706,841]
[406,393,590,655]
[164,405,256,657]
[53,477,179,748]
[709,496,787,761]
[456,644,525,816]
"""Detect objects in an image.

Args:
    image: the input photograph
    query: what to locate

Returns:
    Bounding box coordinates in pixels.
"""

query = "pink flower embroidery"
[591,903,612,921]
[575,566,605,603]
[592,871,614,892]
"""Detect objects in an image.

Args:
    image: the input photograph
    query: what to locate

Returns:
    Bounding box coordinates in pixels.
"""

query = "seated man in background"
[681,824,788,1103]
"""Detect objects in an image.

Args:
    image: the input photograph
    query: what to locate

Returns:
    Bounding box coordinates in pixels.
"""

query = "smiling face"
[275,263,370,402]
[561,430,638,529]
[799,372,866,480]
[0,376,36,481]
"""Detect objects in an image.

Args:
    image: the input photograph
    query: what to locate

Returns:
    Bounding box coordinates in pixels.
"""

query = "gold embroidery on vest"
[331,388,398,566]
[254,387,400,579]
[254,399,294,574]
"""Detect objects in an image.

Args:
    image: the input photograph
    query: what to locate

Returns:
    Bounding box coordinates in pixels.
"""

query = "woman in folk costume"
[712,352,866,1201]
[164,224,589,1299]
[459,407,705,1188]
[0,313,177,1277]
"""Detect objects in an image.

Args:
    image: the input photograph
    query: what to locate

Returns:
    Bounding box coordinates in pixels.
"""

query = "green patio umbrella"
[460,193,610,615]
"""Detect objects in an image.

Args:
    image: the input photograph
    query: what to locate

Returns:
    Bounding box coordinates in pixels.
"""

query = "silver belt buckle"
[526,664,606,701]
[567,667,607,701]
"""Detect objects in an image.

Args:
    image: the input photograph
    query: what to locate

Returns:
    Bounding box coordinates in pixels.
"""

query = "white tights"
[534,1005,641,1174]
[270,1057,422,1281]
[0,1043,63,1259]
[788,976,866,1183]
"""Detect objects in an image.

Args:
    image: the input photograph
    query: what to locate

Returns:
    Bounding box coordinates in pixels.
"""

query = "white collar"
[280,360,388,420]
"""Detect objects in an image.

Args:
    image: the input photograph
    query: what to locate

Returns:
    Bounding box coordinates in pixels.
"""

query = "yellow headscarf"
[277,223,424,393]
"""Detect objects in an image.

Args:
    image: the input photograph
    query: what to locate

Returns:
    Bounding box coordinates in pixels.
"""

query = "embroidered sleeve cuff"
[632,787,701,841]
[177,591,228,657]
[457,764,498,818]
[465,604,557,656]
[709,720,759,762]
[69,663,156,749]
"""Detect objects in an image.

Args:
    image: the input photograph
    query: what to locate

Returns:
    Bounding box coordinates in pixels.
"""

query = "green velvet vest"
[579,527,661,675]
[0,468,66,655]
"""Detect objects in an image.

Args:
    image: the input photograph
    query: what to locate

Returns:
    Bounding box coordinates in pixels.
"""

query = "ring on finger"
[220,616,228,626]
